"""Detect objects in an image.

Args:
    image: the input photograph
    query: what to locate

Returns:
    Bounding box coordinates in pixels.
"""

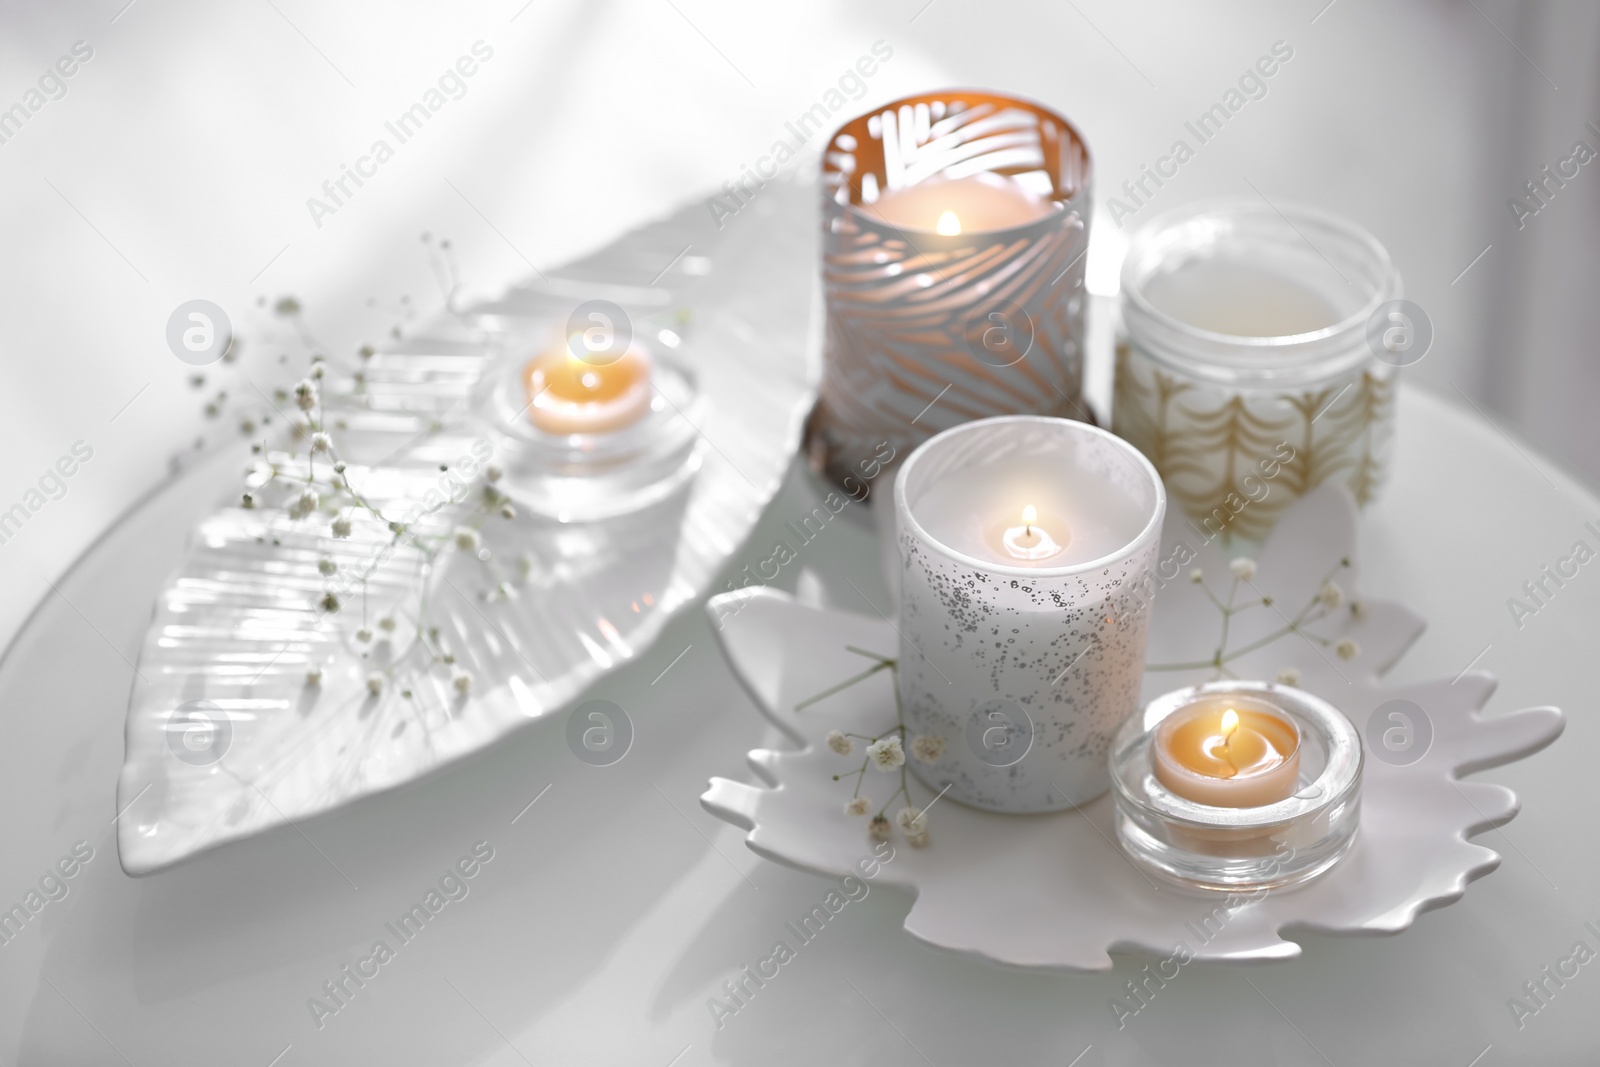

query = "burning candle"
[522,336,653,436]
[894,415,1166,812]
[907,452,1151,569]
[1152,695,1301,808]
[863,173,1057,236]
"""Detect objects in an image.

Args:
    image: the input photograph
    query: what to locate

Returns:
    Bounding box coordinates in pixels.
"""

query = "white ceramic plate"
[701,484,1565,969]
[117,180,820,874]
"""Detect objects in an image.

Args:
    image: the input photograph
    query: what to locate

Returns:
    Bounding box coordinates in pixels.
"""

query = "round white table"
[1,387,1595,1065]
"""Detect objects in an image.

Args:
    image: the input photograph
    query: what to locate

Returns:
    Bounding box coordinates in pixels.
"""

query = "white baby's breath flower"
[355,627,372,643]
[318,592,340,614]
[287,488,319,520]
[826,730,853,756]
[906,830,930,849]
[305,666,323,686]
[1229,557,1257,581]
[1319,581,1344,609]
[844,796,871,816]
[451,669,473,696]
[330,515,353,539]
[517,554,536,577]
[910,735,946,763]
[377,615,396,632]
[453,526,481,552]
[293,379,318,411]
[868,815,891,842]
[365,672,385,695]
[1335,638,1360,661]
[310,431,331,453]
[866,735,905,771]
[241,492,255,510]
[1189,568,1203,584]
[317,557,337,576]
[485,463,503,483]
[896,807,927,836]
[1275,667,1302,686]
[500,503,517,520]
[1350,600,1368,620]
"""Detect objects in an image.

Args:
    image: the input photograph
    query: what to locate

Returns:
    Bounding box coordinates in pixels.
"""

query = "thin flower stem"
[795,661,891,710]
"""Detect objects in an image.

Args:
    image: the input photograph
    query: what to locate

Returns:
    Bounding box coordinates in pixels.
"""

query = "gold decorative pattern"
[1114,340,1396,544]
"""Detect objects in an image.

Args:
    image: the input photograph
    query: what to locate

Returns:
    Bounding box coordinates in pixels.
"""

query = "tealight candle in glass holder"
[1111,681,1362,892]
[474,325,703,522]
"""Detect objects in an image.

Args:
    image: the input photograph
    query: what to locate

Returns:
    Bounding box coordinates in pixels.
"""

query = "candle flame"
[1021,504,1037,525]
[1220,708,1239,736]
[936,210,961,236]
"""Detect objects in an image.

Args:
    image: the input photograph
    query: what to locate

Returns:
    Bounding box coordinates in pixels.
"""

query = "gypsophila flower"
[896,807,928,836]
[365,672,385,695]
[1189,568,1203,584]
[500,504,516,520]
[826,730,853,755]
[319,592,340,613]
[293,379,317,411]
[317,557,337,576]
[310,363,325,381]
[517,554,536,577]
[310,431,331,453]
[485,464,503,483]
[305,666,322,686]
[453,526,481,552]
[869,815,891,842]
[377,615,396,632]
[1335,638,1360,661]
[906,830,930,848]
[330,515,353,539]
[288,488,319,520]
[910,735,946,763]
[866,735,905,771]
[241,492,255,510]
[1230,557,1257,581]
[1350,600,1368,620]
[451,669,473,696]
[1276,667,1302,686]
[1319,581,1344,609]
[355,627,372,643]
[845,796,870,816]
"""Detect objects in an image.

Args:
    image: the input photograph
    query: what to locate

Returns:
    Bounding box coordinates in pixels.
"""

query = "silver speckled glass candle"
[894,416,1165,813]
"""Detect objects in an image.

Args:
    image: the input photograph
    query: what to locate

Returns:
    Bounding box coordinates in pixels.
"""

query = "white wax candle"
[864,173,1056,235]
[1142,256,1341,337]
[910,455,1151,569]
[1152,697,1301,808]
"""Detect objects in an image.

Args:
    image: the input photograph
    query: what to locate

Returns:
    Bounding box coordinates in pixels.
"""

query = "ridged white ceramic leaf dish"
[117,181,819,874]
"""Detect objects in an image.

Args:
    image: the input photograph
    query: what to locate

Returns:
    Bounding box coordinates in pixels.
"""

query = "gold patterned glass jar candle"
[806,90,1093,487]
[1115,199,1403,545]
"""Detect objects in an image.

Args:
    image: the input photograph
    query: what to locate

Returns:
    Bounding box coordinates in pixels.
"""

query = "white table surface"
[1,386,1597,1066]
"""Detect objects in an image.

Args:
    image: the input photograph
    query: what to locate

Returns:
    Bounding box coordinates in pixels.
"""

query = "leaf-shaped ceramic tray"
[117,180,819,874]
[700,484,1565,969]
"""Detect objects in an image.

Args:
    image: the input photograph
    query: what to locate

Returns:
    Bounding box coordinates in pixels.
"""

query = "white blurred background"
[0,0,1595,646]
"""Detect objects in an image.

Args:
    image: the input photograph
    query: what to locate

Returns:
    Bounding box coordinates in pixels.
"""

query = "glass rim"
[894,415,1166,579]
[1119,197,1400,365]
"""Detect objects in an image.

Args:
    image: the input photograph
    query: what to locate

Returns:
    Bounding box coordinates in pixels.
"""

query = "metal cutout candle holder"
[473,335,703,522]
[806,90,1094,487]
[1111,681,1363,893]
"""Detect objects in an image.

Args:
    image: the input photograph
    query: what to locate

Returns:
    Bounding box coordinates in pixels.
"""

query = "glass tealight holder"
[1115,198,1403,546]
[473,335,703,522]
[1111,681,1362,893]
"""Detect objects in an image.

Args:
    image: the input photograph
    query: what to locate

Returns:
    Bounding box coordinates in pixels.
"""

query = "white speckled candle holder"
[894,416,1166,813]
